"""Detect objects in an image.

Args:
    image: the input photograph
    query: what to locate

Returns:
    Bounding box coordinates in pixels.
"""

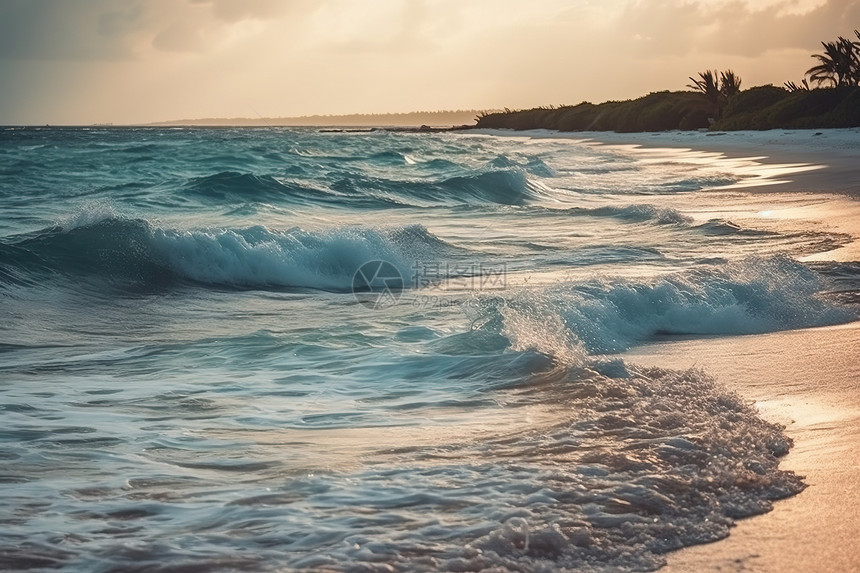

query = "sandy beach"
[629,323,860,572]
[588,128,860,572]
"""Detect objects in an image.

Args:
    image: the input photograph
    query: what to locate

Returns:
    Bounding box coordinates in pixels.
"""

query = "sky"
[0,0,858,124]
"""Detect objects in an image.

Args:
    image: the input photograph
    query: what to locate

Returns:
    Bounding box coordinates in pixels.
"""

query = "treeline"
[474,87,860,132]
[475,92,713,132]
[713,85,860,130]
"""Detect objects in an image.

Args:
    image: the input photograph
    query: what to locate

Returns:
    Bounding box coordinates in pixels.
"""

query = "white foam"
[149,224,434,290]
[481,256,856,357]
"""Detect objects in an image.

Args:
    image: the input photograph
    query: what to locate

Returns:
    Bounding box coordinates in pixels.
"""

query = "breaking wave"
[277,363,804,572]
[469,255,856,357]
[0,215,450,291]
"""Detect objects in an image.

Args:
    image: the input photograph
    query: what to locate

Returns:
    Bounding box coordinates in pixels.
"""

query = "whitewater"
[1,126,858,572]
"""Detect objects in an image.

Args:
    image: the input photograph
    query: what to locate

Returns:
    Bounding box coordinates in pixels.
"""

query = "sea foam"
[471,255,856,357]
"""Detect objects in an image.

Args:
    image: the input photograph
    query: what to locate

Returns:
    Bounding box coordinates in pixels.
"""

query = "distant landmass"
[148,110,483,127]
[474,32,860,133]
[473,86,860,133]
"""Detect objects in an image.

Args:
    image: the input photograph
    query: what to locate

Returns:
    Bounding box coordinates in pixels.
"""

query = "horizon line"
[1,109,492,128]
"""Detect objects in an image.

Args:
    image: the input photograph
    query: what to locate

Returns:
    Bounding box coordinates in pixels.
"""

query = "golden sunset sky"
[0,0,858,124]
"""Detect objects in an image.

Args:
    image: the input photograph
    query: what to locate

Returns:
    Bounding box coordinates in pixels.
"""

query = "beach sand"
[588,129,860,572]
[626,323,860,573]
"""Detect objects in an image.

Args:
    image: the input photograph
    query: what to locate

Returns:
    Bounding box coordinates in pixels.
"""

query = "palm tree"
[688,69,743,118]
[855,30,860,85]
[806,36,859,87]
[688,70,721,108]
[784,79,810,92]
[719,70,742,98]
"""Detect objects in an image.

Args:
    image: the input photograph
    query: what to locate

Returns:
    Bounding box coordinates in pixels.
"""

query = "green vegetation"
[475,92,714,132]
[713,85,860,130]
[474,32,860,133]
[686,69,742,118]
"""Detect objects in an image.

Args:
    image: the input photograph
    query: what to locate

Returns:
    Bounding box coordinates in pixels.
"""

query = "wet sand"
[626,322,860,573]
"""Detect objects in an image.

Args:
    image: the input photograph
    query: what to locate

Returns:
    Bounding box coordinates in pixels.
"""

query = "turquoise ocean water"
[1,127,858,572]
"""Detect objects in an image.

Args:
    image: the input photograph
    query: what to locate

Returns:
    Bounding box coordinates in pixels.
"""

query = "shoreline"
[463,127,860,194]
[625,322,860,573]
[570,129,860,571]
[464,128,860,263]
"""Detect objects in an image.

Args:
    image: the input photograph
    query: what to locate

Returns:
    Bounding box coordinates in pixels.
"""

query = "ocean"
[1,127,858,572]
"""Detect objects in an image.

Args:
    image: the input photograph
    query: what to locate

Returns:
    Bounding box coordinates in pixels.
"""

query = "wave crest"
[1,216,449,291]
[177,168,545,208]
[468,256,856,358]
[583,204,693,225]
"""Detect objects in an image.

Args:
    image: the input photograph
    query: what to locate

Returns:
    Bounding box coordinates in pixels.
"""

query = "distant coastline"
[146,109,484,128]
[11,86,859,133]
[472,86,860,133]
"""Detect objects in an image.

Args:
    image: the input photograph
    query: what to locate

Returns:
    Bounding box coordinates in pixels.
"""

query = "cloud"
[0,0,320,60]
[615,0,860,58]
[0,0,146,61]
[314,0,439,54]
[151,19,210,53]
[196,0,289,22]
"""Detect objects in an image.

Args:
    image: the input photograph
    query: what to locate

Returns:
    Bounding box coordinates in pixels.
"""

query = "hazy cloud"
[0,0,145,60]
[0,0,319,60]
[617,0,860,57]
[197,0,291,22]
[151,18,210,53]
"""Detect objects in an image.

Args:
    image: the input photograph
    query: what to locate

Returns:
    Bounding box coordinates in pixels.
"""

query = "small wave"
[696,219,776,236]
[490,154,517,168]
[426,169,542,205]
[330,168,545,207]
[369,150,410,164]
[467,256,856,358]
[183,171,307,202]
[663,175,740,192]
[395,169,544,206]
[419,158,461,171]
[177,169,543,208]
[487,155,557,177]
[584,204,692,225]
[532,203,692,226]
[525,157,557,177]
[428,364,801,572]
[180,171,407,209]
[0,216,451,292]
